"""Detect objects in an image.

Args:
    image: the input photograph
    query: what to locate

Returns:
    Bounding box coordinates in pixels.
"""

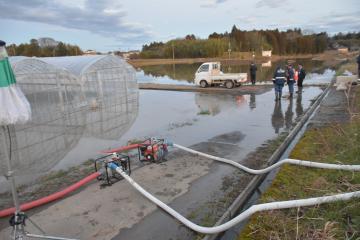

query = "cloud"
[200,0,228,8]
[256,0,287,8]
[236,15,265,25]
[303,11,360,34]
[0,0,152,45]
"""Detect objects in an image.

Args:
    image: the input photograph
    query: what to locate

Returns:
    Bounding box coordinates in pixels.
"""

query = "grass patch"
[197,110,211,115]
[127,138,145,145]
[239,87,360,239]
[335,59,358,76]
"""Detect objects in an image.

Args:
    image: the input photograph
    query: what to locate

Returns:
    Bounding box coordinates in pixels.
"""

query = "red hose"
[0,172,101,218]
[101,143,139,154]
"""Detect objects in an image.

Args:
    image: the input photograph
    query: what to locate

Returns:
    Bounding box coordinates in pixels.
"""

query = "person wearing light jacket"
[286,64,295,98]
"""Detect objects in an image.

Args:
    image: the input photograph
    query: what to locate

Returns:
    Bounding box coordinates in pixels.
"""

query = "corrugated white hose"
[109,163,360,234]
[173,144,360,173]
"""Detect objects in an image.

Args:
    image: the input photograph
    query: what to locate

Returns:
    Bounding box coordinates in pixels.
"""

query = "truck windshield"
[198,64,209,73]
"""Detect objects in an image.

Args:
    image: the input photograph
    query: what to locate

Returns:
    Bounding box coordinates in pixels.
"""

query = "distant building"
[83,50,97,55]
[262,50,272,57]
[120,50,140,60]
[262,60,272,67]
[338,48,349,54]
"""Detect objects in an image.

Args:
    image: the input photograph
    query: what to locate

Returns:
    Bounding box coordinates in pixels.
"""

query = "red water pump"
[137,138,169,162]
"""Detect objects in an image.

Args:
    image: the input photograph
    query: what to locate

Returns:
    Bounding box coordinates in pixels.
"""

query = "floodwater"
[112,86,325,240]
[0,60,333,239]
[136,59,329,85]
[0,61,331,185]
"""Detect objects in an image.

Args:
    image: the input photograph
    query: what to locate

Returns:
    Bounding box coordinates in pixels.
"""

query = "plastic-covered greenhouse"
[41,55,138,140]
[0,57,85,177]
[0,55,138,179]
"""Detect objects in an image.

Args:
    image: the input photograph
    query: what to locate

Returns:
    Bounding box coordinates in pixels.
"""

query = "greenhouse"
[0,55,138,181]
[0,57,86,178]
[40,55,139,140]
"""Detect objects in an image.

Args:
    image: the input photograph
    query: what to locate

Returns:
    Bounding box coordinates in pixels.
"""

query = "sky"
[1,0,359,52]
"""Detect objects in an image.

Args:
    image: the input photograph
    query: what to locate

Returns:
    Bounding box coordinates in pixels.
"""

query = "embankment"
[238,85,360,239]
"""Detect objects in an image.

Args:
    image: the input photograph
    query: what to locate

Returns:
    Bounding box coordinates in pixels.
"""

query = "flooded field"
[136,59,329,85]
[112,86,325,240]
[0,58,332,189]
[0,61,334,240]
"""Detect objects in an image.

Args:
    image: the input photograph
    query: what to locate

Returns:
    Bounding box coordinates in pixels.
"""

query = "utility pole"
[172,42,175,60]
[228,41,231,60]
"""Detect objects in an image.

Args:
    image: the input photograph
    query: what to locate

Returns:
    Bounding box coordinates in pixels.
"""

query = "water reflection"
[262,60,272,67]
[0,67,138,177]
[271,101,284,134]
[137,59,327,84]
[195,93,247,116]
[285,98,294,129]
[83,71,138,140]
[296,92,304,117]
[270,93,306,133]
[249,93,256,110]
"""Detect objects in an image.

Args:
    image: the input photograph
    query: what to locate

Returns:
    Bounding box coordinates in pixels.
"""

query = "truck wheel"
[200,80,208,88]
[225,80,234,89]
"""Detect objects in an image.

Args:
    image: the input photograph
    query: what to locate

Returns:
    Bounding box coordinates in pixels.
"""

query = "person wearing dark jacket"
[357,53,360,79]
[272,65,286,101]
[286,64,295,98]
[249,62,257,85]
[297,64,306,92]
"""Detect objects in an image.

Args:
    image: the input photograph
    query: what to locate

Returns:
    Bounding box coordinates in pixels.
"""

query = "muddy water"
[0,62,332,239]
[112,87,324,240]
[136,59,328,85]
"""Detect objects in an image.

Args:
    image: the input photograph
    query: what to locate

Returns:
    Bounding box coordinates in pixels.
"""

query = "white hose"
[110,163,360,234]
[173,144,360,174]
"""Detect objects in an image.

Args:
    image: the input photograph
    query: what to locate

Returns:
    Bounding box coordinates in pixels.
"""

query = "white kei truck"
[194,62,248,89]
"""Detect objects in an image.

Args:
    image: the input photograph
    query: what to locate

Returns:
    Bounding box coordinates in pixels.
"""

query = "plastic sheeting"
[0,84,31,125]
[0,55,138,176]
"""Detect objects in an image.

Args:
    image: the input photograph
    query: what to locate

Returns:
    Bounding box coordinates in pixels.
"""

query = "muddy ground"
[0,151,212,239]
[0,129,290,240]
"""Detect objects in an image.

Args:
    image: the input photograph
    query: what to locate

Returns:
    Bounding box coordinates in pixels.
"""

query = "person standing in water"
[249,62,257,85]
[272,64,286,101]
[286,64,295,98]
[297,64,306,92]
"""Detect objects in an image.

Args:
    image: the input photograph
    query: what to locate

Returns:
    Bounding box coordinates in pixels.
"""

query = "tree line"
[330,32,360,50]
[6,39,83,57]
[139,26,344,59]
